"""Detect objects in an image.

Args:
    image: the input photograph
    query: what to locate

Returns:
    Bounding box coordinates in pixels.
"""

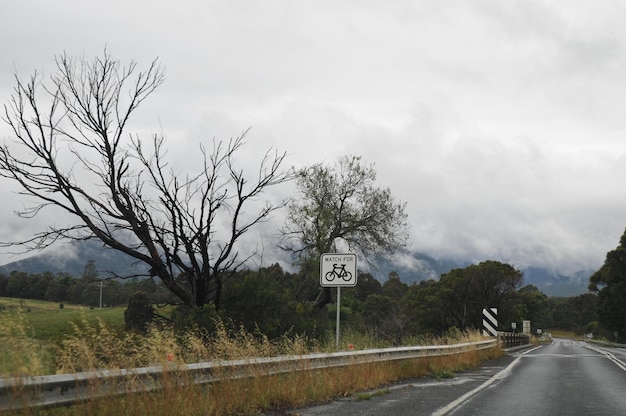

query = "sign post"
[320,253,357,349]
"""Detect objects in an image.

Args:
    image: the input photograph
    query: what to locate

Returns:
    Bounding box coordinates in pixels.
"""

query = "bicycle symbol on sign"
[325,263,353,282]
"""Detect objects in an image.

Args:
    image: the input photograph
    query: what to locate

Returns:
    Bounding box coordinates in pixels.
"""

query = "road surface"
[274,339,626,415]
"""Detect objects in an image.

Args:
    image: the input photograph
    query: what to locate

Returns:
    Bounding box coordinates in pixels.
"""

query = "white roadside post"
[320,253,357,349]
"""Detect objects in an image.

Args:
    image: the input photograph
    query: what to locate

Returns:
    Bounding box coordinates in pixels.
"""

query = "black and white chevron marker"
[482,307,498,337]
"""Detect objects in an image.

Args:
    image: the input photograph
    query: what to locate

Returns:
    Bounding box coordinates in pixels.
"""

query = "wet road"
[445,339,626,415]
[278,339,626,416]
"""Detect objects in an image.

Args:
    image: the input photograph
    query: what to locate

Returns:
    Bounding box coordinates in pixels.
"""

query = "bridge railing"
[0,339,497,411]
[498,331,531,348]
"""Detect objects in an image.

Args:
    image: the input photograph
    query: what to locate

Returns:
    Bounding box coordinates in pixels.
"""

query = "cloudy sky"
[2,0,626,275]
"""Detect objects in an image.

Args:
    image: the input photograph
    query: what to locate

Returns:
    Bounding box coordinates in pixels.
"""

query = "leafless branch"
[1,51,292,311]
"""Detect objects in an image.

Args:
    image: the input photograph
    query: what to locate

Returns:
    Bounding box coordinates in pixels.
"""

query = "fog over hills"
[0,240,150,279]
[1,1,625,300]
[370,251,593,297]
[0,240,593,297]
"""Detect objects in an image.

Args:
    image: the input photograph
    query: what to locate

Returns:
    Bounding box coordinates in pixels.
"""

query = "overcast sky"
[2,1,626,275]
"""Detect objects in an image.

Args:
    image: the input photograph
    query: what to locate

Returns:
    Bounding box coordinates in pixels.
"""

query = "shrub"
[124,291,154,332]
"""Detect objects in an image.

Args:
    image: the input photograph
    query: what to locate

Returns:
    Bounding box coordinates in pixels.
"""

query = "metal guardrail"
[0,339,497,411]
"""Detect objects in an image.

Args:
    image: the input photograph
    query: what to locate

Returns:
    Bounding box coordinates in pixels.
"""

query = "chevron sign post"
[482,308,498,337]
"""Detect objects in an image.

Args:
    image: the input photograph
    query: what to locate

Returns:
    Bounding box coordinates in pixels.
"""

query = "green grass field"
[0,297,126,339]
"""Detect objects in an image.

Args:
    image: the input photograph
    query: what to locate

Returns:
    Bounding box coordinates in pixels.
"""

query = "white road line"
[431,346,542,416]
[585,345,626,372]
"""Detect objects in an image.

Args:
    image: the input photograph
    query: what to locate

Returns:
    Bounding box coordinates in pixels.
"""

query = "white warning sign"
[320,253,357,287]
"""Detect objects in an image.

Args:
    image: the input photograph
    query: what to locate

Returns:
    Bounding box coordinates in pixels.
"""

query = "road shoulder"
[264,354,519,416]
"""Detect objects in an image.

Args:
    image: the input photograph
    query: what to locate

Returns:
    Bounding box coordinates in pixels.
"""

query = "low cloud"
[2,0,626,275]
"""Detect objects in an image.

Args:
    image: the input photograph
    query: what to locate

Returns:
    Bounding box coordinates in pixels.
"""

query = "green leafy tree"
[0,51,291,312]
[513,285,550,332]
[82,260,99,281]
[382,272,409,301]
[401,279,446,335]
[221,264,321,338]
[550,294,597,334]
[82,283,102,307]
[0,274,7,297]
[589,229,626,339]
[422,261,523,332]
[23,272,53,300]
[6,271,28,298]
[44,277,67,303]
[68,278,89,305]
[435,267,475,331]
[363,294,406,344]
[281,155,409,307]
[45,273,74,303]
[349,272,382,302]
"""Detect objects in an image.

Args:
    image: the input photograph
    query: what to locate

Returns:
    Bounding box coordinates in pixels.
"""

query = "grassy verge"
[32,346,500,416]
[0,300,502,415]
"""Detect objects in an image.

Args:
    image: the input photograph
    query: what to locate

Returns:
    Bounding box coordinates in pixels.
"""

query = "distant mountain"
[0,240,594,297]
[0,240,150,278]
[522,267,593,297]
[369,251,593,297]
[368,251,468,283]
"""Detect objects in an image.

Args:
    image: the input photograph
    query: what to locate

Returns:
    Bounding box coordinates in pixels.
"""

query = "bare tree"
[1,51,291,311]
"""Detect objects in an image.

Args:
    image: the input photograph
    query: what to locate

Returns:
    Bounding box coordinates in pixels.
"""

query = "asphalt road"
[273,339,626,416]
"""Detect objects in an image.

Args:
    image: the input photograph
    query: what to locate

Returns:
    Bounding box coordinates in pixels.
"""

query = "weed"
[433,369,455,379]
[356,387,391,400]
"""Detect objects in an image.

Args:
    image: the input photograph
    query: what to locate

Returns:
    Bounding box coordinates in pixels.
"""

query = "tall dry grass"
[1,312,502,415]
[0,312,51,377]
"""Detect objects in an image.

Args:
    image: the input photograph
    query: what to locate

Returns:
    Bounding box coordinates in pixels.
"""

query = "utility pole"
[99,281,103,309]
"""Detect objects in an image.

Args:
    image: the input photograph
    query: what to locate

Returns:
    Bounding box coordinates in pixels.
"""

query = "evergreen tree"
[589,228,626,340]
[124,292,155,332]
